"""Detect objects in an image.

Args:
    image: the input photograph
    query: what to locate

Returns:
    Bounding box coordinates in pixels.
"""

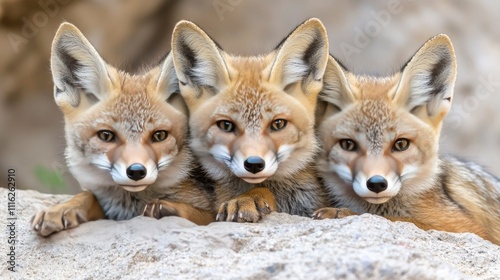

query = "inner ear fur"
[318,55,356,111]
[154,52,188,117]
[51,22,114,113]
[393,34,457,126]
[171,20,230,95]
[269,18,330,93]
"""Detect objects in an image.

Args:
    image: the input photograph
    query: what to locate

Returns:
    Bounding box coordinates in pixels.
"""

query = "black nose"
[366,175,388,193]
[126,164,147,181]
[244,156,266,174]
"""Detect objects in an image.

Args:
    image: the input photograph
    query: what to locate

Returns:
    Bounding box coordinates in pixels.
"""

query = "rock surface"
[1,188,498,279]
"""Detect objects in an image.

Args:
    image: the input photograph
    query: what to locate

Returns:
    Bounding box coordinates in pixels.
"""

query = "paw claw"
[31,206,84,237]
[143,200,181,219]
[312,208,357,220]
[215,189,277,223]
[312,211,321,219]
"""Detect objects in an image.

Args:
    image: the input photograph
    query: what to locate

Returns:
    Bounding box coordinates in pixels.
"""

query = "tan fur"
[315,34,500,245]
[31,191,105,237]
[32,23,215,237]
[143,198,215,226]
[219,187,278,223]
[172,19,330,222]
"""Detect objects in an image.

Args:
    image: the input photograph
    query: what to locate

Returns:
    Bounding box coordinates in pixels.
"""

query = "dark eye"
[393,138,410,152]
[152,130,168,142]
[216,120,235,132]
[97,130,115,142]
[270,119,287,131]
[339,139,357,152]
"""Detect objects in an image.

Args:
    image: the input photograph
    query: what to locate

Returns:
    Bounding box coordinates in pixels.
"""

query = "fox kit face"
[171,19,329,183]
[51,23,186,192]
[318,35,457,204]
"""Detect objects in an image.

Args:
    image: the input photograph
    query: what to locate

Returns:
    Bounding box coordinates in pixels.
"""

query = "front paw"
[142,199,179,219]
[31,205,86,237]
[312,207,357,220]
[216,188,277,223]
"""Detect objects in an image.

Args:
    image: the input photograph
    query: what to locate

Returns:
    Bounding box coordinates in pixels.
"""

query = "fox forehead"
[345,99,397,154]
[348,74,400,99]
[329,74,412,151]
[213,55,292,130]
[76,72,173,137]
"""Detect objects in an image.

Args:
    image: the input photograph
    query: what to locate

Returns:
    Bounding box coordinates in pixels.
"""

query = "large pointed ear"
[51,23,114,114]
[393,34,457,128]
[154,52,187,116]
[315,56,356,123]
[318,55,356,110]
[269,18,329,97]
[171,20,230,105]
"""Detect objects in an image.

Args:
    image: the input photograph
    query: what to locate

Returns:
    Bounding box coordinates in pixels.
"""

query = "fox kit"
[31,23,215,237]
[170,19,329,222]
[314,34,500,244]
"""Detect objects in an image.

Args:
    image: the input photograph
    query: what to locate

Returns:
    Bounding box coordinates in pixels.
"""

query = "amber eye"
[393,138,410,152]
[270,119,287,131]
[97,130,115,142]
[339,139,357,152]
[217,120,235,132]
[152,130,168,142]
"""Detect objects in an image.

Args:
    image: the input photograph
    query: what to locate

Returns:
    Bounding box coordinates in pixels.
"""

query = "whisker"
[269,156,278,166]
[94,163,112,171]
[213,154,231,162]
[277,151,288,162]
[157,157,175,171]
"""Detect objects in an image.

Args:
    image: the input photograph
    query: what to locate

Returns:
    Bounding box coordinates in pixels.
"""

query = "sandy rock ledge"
[1,188,498,279]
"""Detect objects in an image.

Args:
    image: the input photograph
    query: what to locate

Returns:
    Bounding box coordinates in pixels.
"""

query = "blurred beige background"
[1,0,499,194]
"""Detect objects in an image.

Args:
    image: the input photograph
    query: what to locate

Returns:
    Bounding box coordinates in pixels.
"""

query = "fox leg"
[31,191,105,237]
[143,199,215,225]
[215,187,278,223]
[312,207,358,219]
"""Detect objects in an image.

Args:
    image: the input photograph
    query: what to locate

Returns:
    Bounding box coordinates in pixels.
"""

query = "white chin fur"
[364,197,393,204]
[122,185,148,192]
[241,177,268,184]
